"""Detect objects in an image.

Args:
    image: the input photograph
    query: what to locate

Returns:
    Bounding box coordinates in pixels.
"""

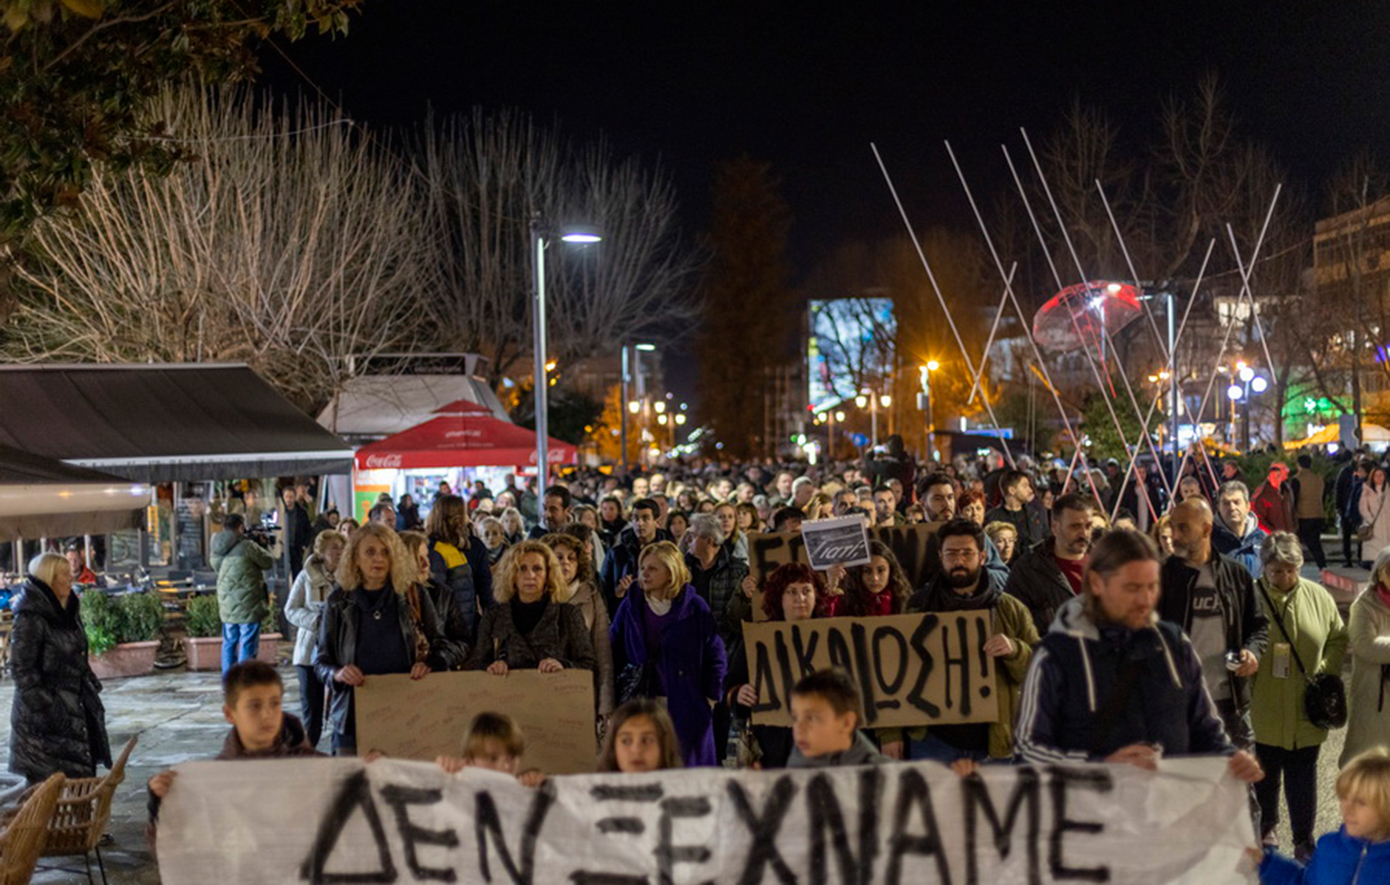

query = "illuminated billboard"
[807,298,896,414]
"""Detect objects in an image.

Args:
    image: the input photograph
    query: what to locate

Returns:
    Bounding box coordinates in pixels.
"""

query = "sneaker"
[1261,831,1278,848]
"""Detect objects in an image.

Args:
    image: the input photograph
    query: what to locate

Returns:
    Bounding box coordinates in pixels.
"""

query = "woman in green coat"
[1250,532,1348,860]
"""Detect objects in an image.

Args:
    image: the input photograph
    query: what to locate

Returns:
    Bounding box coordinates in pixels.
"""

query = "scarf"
[1376,582,1390,609]
[922,571,1001,612]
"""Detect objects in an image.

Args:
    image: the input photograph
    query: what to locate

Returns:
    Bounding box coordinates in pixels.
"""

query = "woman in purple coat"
[610,540,727,766]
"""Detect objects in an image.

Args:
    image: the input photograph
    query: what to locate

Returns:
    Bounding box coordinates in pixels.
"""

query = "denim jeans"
[906,732,989,765]
[221,622,261,674]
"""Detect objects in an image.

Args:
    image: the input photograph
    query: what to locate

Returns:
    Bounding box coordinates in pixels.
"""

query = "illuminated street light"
[657,413,668,425]
[674,414,687,426]
[926,360,940,372]
[1251,376,1268,394]
[835,411,846,422]
[1227,384,1244,401]
[855,395,868,408]
[534,220,601,481]
[653,401,666,414]
[1239,366,1255,383]
[880,394,892,407]
[628,401,641,414]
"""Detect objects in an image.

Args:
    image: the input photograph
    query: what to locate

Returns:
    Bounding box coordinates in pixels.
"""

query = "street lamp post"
[921,361,939,461]
[532,219,601,484]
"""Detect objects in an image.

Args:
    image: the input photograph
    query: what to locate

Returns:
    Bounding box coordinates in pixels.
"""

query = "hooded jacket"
[1158,551,1270,727]
[1003,537,1082,636]
[427,533,492,639]
[1015,595,1234,764]
[211,529,274,624]
[8,579,111,783]
[1259,825,1390,885]
[1211,511,1269,578]
[787,731,888,768]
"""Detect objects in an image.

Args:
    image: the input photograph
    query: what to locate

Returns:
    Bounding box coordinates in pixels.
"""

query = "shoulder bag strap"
[1256,581,1309,677]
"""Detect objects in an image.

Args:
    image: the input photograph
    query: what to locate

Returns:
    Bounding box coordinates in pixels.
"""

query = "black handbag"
[1258,582,1347,730]
[616,660,659,705]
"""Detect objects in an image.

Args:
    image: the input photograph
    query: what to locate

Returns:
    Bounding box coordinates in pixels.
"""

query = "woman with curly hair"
[315,522,458,755]
[542,532,615,720]
[723,562,828,768]
[466,540,595,677]
[824,540,913,618]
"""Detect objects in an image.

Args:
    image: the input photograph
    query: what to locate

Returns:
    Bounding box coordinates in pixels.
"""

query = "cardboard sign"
[748,523,938,605]
[354,669,596,774]
[800,515,873,570]
[741,612,997,729]
[158,756,1258,884]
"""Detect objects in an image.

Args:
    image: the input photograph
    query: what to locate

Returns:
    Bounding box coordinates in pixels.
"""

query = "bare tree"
[2,86,430,411]
[416,111,700,384]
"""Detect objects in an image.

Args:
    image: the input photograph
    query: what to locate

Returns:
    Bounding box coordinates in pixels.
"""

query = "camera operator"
[212,513,276,675]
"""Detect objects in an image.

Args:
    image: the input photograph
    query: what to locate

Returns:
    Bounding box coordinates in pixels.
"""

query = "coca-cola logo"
[363,454,403,469]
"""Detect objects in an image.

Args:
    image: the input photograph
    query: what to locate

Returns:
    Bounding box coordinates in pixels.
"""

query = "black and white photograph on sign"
[800,515,872,569]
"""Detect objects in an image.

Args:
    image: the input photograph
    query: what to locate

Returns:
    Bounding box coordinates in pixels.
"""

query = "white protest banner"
[801,515,873,570]
[743,612,998,729]
[355,670,596,774]
[157,756,1256,884]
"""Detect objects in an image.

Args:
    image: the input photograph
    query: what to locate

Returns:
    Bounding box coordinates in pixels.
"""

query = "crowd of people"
[7,435,1390,882]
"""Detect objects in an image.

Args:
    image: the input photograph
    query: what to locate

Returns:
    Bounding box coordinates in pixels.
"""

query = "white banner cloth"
[157,756,1257,884]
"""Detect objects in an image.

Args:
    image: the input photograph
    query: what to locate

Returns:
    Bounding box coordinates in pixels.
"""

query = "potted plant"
[183,594,284,671]
[183,595,223,671]
[85,590,165,679]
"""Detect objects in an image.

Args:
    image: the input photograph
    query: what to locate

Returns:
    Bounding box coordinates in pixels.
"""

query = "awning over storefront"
[0,364,353,482]
[354,406,577,471]
[0,444,152,540]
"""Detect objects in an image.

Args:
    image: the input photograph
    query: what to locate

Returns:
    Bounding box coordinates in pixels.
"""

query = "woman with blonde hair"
[609,540,727,766]
[543,533,615,720]
[314,522,457,755]
[466,540,595,676]
[802,492,833,522]
[499,507,526,546]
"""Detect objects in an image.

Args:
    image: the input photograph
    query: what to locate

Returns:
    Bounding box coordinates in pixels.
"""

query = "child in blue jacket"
[1260,747,1390,884]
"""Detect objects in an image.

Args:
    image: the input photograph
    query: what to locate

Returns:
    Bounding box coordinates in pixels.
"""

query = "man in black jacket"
[1161,498,1269,750]
[1004,492,1095,635]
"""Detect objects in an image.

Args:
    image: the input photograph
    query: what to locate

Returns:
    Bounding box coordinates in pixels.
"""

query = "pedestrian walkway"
[0,666,314,884]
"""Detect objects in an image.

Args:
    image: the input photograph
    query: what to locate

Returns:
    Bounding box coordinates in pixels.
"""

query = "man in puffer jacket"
[212,514,275,675]
[1015,529,1264,787]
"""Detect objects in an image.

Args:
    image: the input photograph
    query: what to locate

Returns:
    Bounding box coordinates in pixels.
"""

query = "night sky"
[260,1,1390,399]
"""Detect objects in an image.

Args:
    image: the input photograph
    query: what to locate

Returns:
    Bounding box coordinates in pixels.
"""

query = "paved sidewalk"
[0,666,316,884]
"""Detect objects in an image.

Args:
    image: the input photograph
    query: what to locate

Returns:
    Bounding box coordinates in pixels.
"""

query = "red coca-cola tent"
[353,403,577,470]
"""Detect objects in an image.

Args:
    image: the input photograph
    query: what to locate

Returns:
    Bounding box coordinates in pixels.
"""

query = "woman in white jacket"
[1342,548,1390,765]
[1359,465,1390,560]
[285,530,345,749]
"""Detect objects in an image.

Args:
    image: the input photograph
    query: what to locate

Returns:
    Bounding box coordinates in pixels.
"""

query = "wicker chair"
[29,736,137,885]
[0,772,64,885]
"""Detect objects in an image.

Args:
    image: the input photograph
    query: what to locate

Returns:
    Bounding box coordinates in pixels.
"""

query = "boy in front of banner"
[436,712,544,786]
[147,661,323,824]
[787,668,887,767]
[1255,746,1390,883]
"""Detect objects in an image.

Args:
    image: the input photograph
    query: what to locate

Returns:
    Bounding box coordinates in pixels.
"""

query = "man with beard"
[917,472,1008,585]
[1004,493,1094,635]
[901,519,1039,764]
[1162,498,1268,751]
